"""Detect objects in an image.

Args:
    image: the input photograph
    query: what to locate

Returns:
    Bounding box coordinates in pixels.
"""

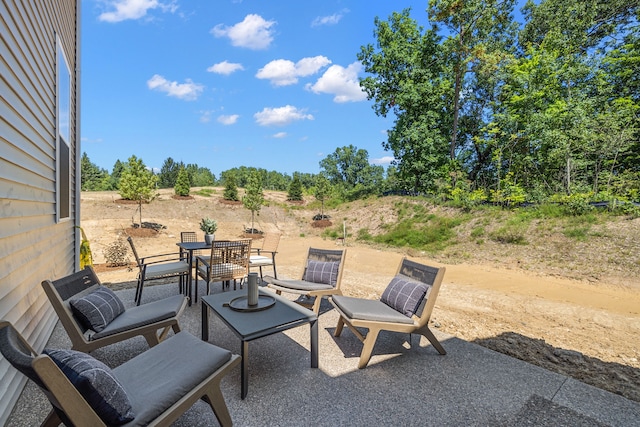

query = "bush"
[103,239,130,267]
[174,167,190,196]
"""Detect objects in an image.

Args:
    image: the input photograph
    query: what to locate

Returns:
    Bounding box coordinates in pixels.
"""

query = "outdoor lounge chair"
[249,232,281,281]
[128,236,191,306]
[330,258,446,368]
[0,321,240,427]
[263,247,346,314]
[41,266,188,353]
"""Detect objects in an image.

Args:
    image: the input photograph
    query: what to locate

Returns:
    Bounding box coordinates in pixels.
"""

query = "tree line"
[359,0,639,203]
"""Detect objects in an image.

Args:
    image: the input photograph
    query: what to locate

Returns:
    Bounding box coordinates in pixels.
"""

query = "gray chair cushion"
[267,277,333,291]
[303,260,339,287]
[69,286,125,332]
[380,275,428,318]
[43,348,134,425]
[331,295,414,324]
[145,261,190,278]
[115,331,232,427]
[91,294,185,340]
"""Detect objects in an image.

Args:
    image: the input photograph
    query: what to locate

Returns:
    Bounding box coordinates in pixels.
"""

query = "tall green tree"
[174,167,191,197]
[287,175,304,201]
[243,170,264,233]
[158,157,183,188]
[319,145,385,199]
[223,172,239,201]
[118,155,158,226]
[80,152,109,191]
[359,10,451,192]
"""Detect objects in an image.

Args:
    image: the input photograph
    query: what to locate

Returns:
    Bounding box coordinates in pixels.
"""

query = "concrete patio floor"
[6,282,640,426]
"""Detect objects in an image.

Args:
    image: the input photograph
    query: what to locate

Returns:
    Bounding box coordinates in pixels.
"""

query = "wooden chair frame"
[0,321,240,427]
[41,267,187,353]
[264,247,346,314]
[330,258,446,368]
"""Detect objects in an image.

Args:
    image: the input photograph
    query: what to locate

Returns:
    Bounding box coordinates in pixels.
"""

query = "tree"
[223,172,239,201]
[118,155,158,226]
[319,145,385,199]
[174,167,191,196]
[287,175,304,201]
[158,157,183,188]
[314,174,331,217]
[80,152,109,191]
[110,159,125,189]
[358,10,451,192]
[242,170,264,233]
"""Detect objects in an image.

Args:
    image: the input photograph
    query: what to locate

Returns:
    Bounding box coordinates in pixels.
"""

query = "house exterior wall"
[0,0,80,423]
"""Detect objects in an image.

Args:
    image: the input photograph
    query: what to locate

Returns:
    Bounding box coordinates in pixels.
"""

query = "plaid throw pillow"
[44,348,135,425]
[303,260,340,287]
[380,275,428,318]
[70,286,125,332]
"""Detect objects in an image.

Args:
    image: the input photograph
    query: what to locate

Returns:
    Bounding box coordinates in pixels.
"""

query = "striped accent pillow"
[70,286,125,332]
[44,348,134,425]
[380,275,428,318]
[303,260,340,287]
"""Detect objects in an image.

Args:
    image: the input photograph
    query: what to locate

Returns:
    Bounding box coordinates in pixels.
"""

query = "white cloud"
[199,111,213,123]
[254,105,314,126]
[371,156,395,165]
[99,0,177,23]
[256,56,331,86]
[272,132,287,138]
[211,14,276,50]
[207,61,245,75]
[217,114,240,125]
[311,9,349,27]
[306,61,367,103]
[147,74,204,101]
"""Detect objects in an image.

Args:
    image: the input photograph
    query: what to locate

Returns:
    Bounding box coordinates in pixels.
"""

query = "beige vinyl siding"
[0,0,79,424]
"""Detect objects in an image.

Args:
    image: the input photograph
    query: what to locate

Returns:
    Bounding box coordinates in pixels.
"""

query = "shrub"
[174,167,190,196]
[103,239,129,267]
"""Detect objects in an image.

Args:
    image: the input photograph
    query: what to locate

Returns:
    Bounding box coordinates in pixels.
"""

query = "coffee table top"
[202,290,316,341]
[176,241,211,251]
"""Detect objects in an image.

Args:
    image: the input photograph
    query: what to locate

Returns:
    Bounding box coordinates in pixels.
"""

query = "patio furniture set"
[0,231,446,426]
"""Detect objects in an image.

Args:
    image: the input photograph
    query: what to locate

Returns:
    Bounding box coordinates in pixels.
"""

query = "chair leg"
[418,326,447,355]
[40,409,63,427]
[142,332,161,347]
[311,296,322,314]
[334,317,345,337]
[203,388,232,427]
[135,278,144,306]
[358,328,381,369]
[272,259,277,279]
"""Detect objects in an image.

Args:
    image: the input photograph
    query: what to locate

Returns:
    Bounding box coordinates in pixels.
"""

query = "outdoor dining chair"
[330,258,446,368]
[128,236,191,305]
[249,232,281,281]
[263,247,346,314]
[195,239,252,300]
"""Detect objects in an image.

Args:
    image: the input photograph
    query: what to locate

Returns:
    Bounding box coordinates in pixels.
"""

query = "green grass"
[194,188,215,197]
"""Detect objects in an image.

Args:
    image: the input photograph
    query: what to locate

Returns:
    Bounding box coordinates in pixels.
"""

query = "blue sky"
[81,1,445,177]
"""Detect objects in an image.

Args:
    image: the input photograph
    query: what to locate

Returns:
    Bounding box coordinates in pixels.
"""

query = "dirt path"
[82,190,640,402]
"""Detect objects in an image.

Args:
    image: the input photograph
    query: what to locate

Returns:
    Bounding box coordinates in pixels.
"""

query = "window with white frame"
[56,36,71,221]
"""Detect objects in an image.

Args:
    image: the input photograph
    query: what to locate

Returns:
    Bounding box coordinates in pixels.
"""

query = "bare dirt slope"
[81,189,640,402]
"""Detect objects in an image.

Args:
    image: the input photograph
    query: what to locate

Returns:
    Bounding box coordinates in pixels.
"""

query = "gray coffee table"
[201,289,318,399]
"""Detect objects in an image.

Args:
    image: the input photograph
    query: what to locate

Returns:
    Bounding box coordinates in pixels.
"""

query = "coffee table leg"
[241,340,249,399]
[201,303,209,341]
[310,318,318,368]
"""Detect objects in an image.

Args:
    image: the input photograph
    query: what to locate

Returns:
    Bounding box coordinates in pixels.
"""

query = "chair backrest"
[127,236,143,269]
[395,258,445,327]
[181,231,202,256]
[260,232,281,253]
[41,267,102,341]
[207,239,252,281]
[301,247,347,289]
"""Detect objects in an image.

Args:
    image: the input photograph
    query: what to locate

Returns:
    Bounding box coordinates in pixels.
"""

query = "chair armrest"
[140,252,186,263]
[140,257,188,266]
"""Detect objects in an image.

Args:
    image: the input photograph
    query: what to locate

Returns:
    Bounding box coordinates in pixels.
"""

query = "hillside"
[81,188,640,402]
